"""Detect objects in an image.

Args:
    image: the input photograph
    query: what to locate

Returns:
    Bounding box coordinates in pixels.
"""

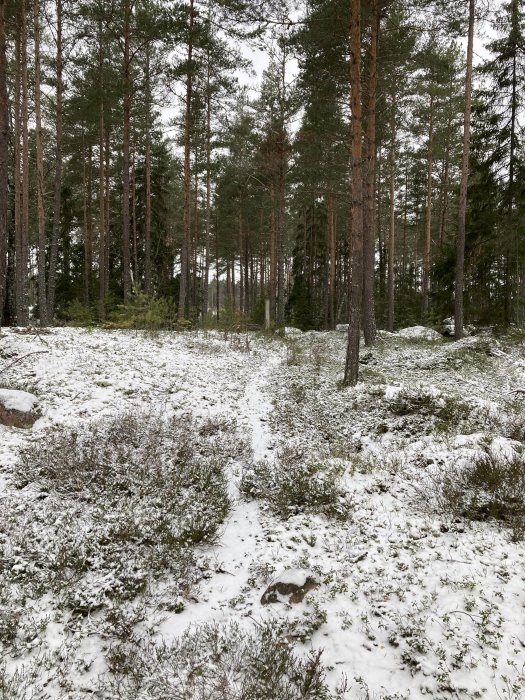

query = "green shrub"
[61,299,97,326]
[422,445,525,540]
[101,621,334,700]
[107,292,178,330]
[241,447,353,520]
[388,387,471,432]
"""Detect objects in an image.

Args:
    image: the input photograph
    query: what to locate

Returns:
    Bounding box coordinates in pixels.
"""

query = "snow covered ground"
[0,326,524,699]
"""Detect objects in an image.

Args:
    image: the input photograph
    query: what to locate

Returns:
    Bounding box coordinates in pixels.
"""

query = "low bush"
[0,412,243,651]
[419,444,525,540]
[388,387,471,432]
[100,620,334,700]
[107,292,179,331]
[241,447,353,520]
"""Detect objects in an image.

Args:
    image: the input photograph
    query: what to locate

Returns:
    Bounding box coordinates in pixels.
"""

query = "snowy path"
[1,327,525,700]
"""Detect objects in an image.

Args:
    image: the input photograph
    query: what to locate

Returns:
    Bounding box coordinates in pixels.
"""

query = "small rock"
[0,389,40,429]
[336,324,349,333]
[261,569,319,605]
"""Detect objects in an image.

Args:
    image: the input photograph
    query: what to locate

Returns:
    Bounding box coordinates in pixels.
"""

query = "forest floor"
[0,326,524,699]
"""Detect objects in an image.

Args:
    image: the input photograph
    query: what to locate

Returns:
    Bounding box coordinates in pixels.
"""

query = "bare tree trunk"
[0,0,7,323]
[34,0,47,325]
[387,101,396,332]
[144,40,152,295]
[328,192,336,329]
[422,94,434,319]
[363,0,379,346]
[131,150,137,284]
[344,0,364,386]
[239,205,244,314]
[269,183,277,322]
[178,0,194,319]
[14,14,22,324]
[20,1,29,326]
[98,20,106,318]
[47,0,63,323]
[122,0,131,301]
[454,0,475,340]
[83,139,88,305]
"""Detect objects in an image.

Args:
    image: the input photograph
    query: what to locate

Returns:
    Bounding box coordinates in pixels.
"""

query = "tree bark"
[0,0,7,324]
[178,0,194,320]
[344,0,364,386]
[362,0,379,346]
[422,94,434,319]
[98,19,106,318]
[14,13,22,324]
[34,0,47,326]
[144,40,152,295]
[454,0,475,340]
[20,0,29,326]
[122,0,132,301]
[387,100,396,332]
[47,0,63,323]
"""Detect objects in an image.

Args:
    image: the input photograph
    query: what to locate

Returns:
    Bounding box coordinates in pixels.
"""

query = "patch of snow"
[397,326,442,341]
[0,388,38,413]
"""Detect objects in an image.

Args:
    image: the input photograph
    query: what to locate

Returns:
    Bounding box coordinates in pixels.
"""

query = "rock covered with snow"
[397,326,442,341]
[284,327,303,337]
[0,389,40,428]
[261,569,319,605]
[336,324,349,333]
[442,317,473,337]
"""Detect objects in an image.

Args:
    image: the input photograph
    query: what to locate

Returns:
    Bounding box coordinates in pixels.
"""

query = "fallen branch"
[1,350,49,373]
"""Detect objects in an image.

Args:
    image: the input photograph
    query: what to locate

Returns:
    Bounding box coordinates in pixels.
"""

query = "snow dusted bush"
[419,443,525,540]
[241,447,353,520]
[0,412,241,662]
[101,621,334,700]
[387,386,471,432]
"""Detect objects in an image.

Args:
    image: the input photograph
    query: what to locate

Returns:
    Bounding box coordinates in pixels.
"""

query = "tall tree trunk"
[344,0,364,386]
[362,0,379,346]
[14,14,22,324]
[422,94,434,319]
[20,0,29,326]
[98,19,106,318]
[327,192,336,329]
[454,0,475,340]
[387,101,396,332]
[122,0,131,301]
[178,0,194,320]
[82,136,92,305]
[0,0,7,323]
[144,40,152,295]
[269,183,277,321]
[47,0,63,322]
[34,0,47,325]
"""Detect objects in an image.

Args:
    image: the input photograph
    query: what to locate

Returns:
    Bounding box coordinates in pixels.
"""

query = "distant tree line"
[0,0,522,382]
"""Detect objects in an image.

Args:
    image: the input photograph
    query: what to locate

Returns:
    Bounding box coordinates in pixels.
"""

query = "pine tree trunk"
[47,0,62,323]
[269,183,277,322]
[14,14,22,324]
[34,0,47,326]
[178,0,194,320]
[98,20,106,319]
[0,0,7,324]
[328,192,336,329]
[422,95,434,319]
[387,102,396,332]
[344,0,364,386]
[20,1,29,326]
[144,40,152,295]
[363,0,379,346]
[122,0,131,301]
[454,0,475,340]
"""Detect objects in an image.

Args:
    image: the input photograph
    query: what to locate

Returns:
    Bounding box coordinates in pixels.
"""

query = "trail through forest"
[0,327,524,699]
